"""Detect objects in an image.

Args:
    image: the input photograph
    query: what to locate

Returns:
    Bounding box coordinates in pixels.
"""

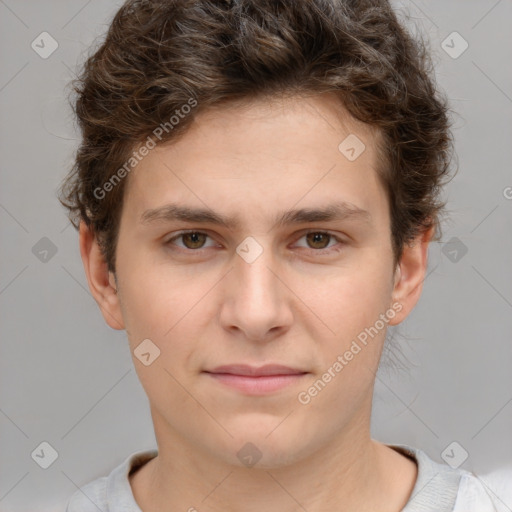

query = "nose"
[219,240,294,343]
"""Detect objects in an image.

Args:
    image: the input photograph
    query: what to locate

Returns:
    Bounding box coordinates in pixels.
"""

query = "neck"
[130,403,416,511]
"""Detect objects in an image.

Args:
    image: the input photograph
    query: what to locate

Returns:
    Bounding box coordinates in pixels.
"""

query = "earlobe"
[79,221,125,330]
[388,225,434,326]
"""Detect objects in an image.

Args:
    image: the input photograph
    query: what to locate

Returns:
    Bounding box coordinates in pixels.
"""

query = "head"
[59,0,453,468]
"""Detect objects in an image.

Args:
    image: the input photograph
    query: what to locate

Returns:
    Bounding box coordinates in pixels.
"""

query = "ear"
[79,221,125,330]
[388,225,435,326]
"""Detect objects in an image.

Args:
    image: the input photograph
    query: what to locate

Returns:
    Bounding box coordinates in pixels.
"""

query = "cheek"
[117,269,207,407]
[298,268,394,410]
[116,257,217,371]
[117,245,199,333]
[308,261,394,341]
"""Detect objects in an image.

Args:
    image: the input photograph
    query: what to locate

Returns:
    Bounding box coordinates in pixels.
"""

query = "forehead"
[121,92,387,229]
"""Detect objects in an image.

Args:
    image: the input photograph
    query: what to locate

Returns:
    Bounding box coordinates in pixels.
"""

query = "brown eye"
[166,231,215,251]
[181,232,208,249]
[305,232,331,249]
[293,231,344,254]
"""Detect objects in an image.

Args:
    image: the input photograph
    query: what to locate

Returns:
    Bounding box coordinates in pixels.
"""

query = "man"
[60,1,496,510]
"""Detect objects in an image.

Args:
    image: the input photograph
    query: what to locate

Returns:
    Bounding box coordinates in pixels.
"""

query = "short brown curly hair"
[58,0,454,274]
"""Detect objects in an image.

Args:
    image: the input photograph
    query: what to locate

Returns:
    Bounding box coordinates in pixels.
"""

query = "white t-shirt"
[66,443,497,511]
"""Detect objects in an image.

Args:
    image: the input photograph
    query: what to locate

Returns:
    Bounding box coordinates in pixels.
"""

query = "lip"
[203,364,309,395]
[206,364,307,376]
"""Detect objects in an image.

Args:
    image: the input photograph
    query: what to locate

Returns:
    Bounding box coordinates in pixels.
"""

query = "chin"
[217,425,315,470]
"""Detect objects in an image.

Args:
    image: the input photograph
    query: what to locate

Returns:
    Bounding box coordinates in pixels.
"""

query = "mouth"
[203,364,309,395]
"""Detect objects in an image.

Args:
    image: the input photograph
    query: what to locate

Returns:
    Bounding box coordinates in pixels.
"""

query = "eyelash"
[164,230,346,256]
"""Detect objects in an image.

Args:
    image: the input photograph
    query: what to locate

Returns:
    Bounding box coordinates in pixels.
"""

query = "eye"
[164,230,345,255]
[165,231,217,251]
[293,231,344,253]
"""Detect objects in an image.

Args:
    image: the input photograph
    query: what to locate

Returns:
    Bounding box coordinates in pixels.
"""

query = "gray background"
[0,1,511,510]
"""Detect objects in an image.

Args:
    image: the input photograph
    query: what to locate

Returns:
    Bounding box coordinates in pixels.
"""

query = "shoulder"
[387,443,497,512]
[65,449,158,512]
[453,472,498,512]
[65,476,108,511]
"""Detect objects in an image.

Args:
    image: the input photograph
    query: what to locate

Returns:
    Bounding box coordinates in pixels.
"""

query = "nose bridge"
[235,236,281,307]
[220,235,292,340]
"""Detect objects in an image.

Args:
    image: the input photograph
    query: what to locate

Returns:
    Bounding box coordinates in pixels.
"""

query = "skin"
[80,92,433,511]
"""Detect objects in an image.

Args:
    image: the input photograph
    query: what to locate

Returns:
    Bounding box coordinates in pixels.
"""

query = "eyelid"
[291,229,346,253]
[165,228,346,255]
[165,229,220,249]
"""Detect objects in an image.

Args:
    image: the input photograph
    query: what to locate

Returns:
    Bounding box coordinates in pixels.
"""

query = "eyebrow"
[140,201,372,230]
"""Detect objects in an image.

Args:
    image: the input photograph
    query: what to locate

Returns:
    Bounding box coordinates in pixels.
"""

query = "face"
[81,92,431,469]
